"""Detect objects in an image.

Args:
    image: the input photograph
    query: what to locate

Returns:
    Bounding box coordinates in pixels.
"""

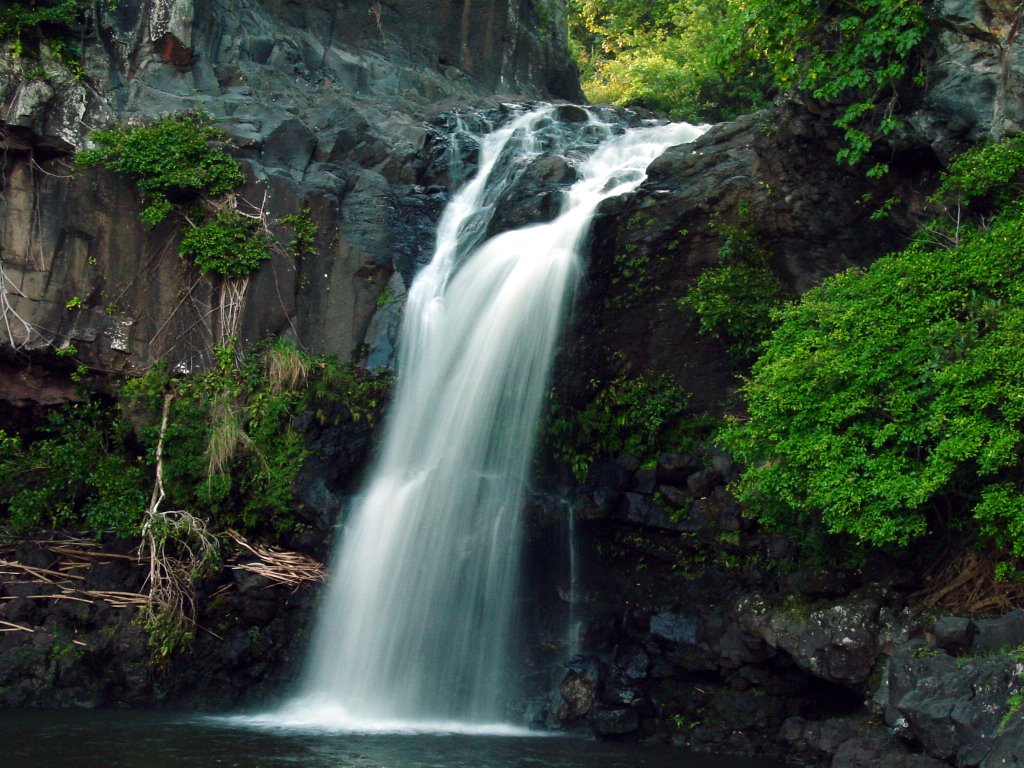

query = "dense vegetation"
[571,0,927,172]
[569,0,770,123]
[719,136,1024,574]
[0,342,392,541]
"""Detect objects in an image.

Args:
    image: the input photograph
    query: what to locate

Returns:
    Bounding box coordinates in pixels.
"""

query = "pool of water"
[1,709,785,767]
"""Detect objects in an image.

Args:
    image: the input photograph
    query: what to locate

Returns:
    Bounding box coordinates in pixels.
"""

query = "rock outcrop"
[0,0,579,405]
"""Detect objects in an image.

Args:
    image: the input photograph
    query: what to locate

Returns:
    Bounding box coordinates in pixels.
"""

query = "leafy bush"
[76,113,245,228]
[743,0,927,174]
[124,339,393,536]
[179,210,271,278]
[570,0,927,172]
[0,0,106,70]
[678,203,790,362]
[720,137,1024,560]
[0,402,147,537]
[278,208,319,260]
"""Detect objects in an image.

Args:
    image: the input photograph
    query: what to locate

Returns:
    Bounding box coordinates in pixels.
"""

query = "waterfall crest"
[284,107,707,731]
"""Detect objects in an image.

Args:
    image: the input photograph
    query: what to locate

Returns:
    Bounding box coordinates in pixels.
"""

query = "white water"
[271,107,707,732]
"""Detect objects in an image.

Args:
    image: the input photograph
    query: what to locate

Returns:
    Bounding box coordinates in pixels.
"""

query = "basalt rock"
[0,0,580,415]
[880,639,1024,766]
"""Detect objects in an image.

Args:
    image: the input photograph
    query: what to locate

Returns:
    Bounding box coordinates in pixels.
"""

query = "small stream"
[1,709,785,767]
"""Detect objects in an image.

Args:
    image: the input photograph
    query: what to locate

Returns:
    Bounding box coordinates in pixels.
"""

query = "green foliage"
[1001,692,1023,733]
[678,203,790,362]
[144,610,195,660]
[549,372,699,480]
[179,211,271,278]
[570,0,927,171]
[0,402,147,537]
[745,0,927,172]
[278,208,319,260]
[76,113,245,228]
[931,134,1024,206]
[124,339,393,536]
[721,139,1024,561]
[570,0,771,123]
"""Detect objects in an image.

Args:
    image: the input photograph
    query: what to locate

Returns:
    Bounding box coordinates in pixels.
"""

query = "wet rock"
[557,655,601,721]
[686,468,722,499]
[740,591,883,689]
[677,487,739,532]
[933,615,977,655]
[616,455,641,474]
[631,468,657,495]
[589,460,632,493]
[981,714,1024,767]
[655,453,702,486]
[555,104,590,123]
[621,492,674,529]
[590,706,639,737]
[486,154,578,236]
[971,609,1024,654]
[785,567,851,599]
[615,644,650,681]
[657,484,690,509]
[883,639,1023,765]
[650,613,700,646]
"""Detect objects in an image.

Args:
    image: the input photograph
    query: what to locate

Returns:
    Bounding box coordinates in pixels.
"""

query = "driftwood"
[0,536,150,619]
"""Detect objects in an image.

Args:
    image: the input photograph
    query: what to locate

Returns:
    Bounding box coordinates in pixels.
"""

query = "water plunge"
[285,107,707,731]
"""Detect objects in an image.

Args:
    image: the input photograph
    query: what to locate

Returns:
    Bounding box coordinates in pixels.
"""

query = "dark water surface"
[0,709,785,768]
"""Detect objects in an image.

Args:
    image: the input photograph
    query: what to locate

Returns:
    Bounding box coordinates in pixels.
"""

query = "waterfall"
[281,107,707,731]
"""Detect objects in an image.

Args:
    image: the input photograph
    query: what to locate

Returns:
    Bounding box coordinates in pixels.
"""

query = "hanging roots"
[140,392,220,655]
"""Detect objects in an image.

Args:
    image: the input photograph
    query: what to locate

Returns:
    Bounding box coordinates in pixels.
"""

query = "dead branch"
[226,529,326,589]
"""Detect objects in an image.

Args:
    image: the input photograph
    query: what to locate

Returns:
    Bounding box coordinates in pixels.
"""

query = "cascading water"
[278,107,707,731]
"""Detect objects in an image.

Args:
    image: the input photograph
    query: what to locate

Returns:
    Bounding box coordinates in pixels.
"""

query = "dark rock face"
[880,639,1024,767]
[0,0,580,410]
[0,536,317,708]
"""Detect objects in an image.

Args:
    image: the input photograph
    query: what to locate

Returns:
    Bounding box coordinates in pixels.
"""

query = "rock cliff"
[0,0,579,402]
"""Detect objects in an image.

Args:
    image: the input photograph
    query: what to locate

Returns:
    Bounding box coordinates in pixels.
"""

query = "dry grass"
[227,529,325,589]
[0,535,149,631]
[206,400,248,477]
[265,341,310,394]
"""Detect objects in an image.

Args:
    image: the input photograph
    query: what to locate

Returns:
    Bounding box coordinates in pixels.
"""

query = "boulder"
[590,706,640,737]
[739,591,883,689]
[656,453,702,485]
[557,655,601,721]
[972,610,1024,654]
[934,615,977,655]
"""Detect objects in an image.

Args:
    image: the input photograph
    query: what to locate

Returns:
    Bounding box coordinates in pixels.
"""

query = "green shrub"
[278,208,319,260]
[0,402,147,537]
[571,0,771,124]
[744,0,927,174]
[571,0,927,173]
[123,339,393,537]
[678,203,790,362]
[76,113,245,228]
[720,153,1024,559]
[0,0,108,71]
[179,210,271,278]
